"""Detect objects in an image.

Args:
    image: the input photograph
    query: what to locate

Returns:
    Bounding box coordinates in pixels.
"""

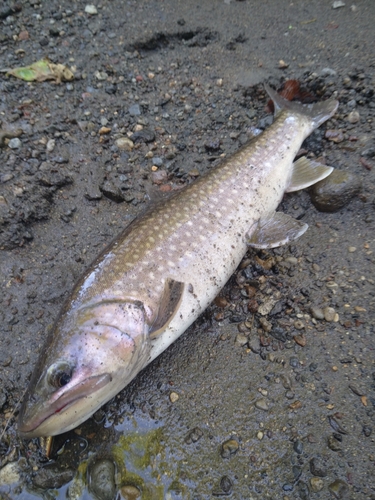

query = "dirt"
[0,0,375,499]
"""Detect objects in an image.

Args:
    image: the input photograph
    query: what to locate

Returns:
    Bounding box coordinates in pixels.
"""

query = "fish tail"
[265,84,339,129]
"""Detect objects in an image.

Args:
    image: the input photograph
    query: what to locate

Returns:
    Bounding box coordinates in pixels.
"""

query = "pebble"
[85,4,98,14]
[0,462,20,485]
[185,427,203,444]
[327,435,342,451]
[328,479,349,499]
[311,306,324,320]
[88,458,116,500]
[169,391,179,403]
[255,398,269,411]
[347,110,360,124]
[332,0,345,8]
[128,104,141,116]
[212,476,233,496]
[323,307,336,322]
[310,457,327,477]
[257,431,264,440]
[115,137,134,151]
[221,438,239,458]
[293,439,303,454]
[310,170,362,213]
[8,137,22,149]
[310,477,324,492]
[235,333,248,346]
[348,246,356,253]
[46,139,55,152]
[33,467,74,489]
[99,181,124,203]
[119,485,141,500]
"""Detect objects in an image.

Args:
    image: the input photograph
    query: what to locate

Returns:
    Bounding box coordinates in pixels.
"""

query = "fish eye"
[47,362,73,388]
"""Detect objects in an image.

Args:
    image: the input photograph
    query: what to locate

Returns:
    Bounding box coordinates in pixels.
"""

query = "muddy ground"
[0,0,375,498]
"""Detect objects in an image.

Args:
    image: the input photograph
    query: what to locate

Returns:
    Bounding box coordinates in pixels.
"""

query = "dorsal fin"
[149,279,185,339]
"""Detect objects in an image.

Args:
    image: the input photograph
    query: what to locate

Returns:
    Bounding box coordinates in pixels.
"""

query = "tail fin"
[265,84,339,129]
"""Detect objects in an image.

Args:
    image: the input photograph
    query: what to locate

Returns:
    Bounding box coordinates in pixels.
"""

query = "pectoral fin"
[149,278,185,339]
[247,212,308,249]
[286,157,333,193]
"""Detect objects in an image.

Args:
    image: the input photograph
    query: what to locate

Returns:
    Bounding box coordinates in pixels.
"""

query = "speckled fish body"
[18,86,338,437]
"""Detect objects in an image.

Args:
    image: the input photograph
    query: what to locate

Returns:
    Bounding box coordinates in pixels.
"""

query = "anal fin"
[286,157,333,193]
[247,212,308,249]
[149,278,185,339]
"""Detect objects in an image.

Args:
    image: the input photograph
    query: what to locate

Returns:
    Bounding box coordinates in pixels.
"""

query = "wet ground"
[1,0,375,498]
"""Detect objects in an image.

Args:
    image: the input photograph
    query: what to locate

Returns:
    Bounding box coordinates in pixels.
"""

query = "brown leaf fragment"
[289,400,302,410]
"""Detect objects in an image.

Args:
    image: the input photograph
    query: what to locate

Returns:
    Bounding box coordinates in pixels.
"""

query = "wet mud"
[1,0,375,498]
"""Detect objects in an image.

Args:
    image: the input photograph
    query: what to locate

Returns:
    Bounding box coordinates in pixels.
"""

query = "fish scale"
[18,85,339,438]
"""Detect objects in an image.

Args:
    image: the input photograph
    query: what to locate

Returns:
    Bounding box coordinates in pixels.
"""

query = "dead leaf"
[6,58,74,83]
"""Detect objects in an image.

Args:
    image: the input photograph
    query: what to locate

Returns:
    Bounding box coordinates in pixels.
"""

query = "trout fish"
[18,85,338,438]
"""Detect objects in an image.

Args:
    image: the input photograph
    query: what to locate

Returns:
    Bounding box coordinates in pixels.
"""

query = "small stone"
[185,427,203,444]
[363,426,372,437]
[327,435,342,451]
[88,459,115,500]
[85,4,98,14]
[311,306,324,320]
[347,110,360,124]
[221,439,239,458]
[257,431,264,440]
[348,246,356,253]
[323,307,336,322]
[115,137,134,151]
[169,391,179,403]
[328,479,349,499]
[294,320,304,330]
[128,104,141,116]
[33,467,74,489]
[0,462,20,485]
[235,333,248,346]
[332,0,345,8]
[310,477,324,492]
[8,138,22,149]
[255,398,269,411]
[99,181,124,203]
[310,457,327,477]
[310,170,362,213]
[46,139,55,152]
[293,439,303,454]
[119,485,141,500]
[99,126,111,135]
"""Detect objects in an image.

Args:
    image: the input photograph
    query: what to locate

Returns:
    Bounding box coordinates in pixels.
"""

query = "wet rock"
[212,475,233,496]
[131,128,155,143]
[363,425,372,437]
[297,480,310,500]
[310,457,327,477]
[323,307,337,322]
[88,458,116,500]
[119,485,141,500]
[328,434,342,451]
[310,170,362,212]
[310,306,324,319]
[255,398,269,411]
[32,466,74,489]
[328,479,349,499]
[0,462,20,485]
[293,439,303,454]
[115,137,134,151]
[328,415,348,434]
[292,465,302,481]
[99,180,125,203]
[128,104,141,116]
[185,427,203,444]
[221,438,239,458]
[8,137,22,149]
[248,337,261,354]
[310,477,324,492]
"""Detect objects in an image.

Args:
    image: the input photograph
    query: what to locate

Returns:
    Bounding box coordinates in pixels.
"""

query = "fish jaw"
[18,301,150,438]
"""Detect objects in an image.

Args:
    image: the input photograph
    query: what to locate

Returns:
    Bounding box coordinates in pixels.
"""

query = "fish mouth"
[18,373,111,438]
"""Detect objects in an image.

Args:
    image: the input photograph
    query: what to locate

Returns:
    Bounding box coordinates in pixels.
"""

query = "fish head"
[18,300,150,438]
